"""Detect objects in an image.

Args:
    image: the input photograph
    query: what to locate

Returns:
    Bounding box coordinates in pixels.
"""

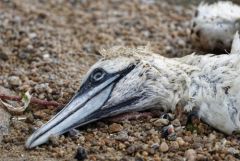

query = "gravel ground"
[0,0,240,161]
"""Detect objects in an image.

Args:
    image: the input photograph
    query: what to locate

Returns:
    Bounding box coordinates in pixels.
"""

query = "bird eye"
[91,68,106,82]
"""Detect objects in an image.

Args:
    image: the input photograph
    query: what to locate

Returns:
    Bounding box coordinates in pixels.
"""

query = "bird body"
[26,33,240,148]
[191,1,240,51]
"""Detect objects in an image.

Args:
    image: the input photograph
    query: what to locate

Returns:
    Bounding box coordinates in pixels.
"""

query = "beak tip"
[25,134,42,149]
[25,137,34,149]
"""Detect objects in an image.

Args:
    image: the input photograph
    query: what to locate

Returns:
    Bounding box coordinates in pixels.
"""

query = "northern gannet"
[26,33,240,149]
[191,1,240,52]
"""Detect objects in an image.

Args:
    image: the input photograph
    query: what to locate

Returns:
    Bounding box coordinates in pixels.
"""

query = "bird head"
[25,47,184,148]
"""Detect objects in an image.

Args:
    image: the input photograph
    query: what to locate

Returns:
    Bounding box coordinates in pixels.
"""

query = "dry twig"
[0,93,63,108]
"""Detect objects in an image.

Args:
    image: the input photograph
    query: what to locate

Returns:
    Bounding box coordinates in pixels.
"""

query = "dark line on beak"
[28,64,136,147]
[66,96,141,131]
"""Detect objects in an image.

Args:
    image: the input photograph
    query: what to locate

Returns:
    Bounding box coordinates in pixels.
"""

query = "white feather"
[191,1,240,51]
[230,31,240,54]
[93,44,240,134]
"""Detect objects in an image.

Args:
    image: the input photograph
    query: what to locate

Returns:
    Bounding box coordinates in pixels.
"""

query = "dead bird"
[26,33,240,149]
[191,1,240,52]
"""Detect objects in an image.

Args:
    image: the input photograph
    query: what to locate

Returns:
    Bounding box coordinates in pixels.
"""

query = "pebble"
[151,143,159,149]
[78,135,86,143]
[209,133,216,141]
[167,132,177,141]
[118,143,126,149]
[227,147,239,155]
[127,145,139,154]
[162,124,175,138]
[185,149,196,161]
[35,120,44,128]
[25,113,35,123]
[33,111,48,120]
[29,32,37,39]
[165,45,173,53]
[75,146,88,161]
[68,128,80,137]
[49,135,60,147]
[18,50,31,60]
[0,50,8,60]
[153,118,169,127]
[176,137,185,146]
[135,157,144,161]
[34,83,52,93]
[160,142,169,152]
[43,53,50,60]
[8,76,22,86]
[170,141,179,150]
[115,131,128,141]
[108,123,123,133]
[176,38,186,47]
[171,119,181,127]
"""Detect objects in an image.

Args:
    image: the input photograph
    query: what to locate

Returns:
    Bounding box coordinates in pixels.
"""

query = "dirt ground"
[0,0,240,161]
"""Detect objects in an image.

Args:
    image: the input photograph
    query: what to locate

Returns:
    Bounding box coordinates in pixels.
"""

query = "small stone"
[35,120,44,128]
[177,38,186,47]
[57,149,65,157]
[170,141,179,150]
[128,136,135,142]
[127,145,138,154]
[142,151,148,156]
[75,146,87,161]
[29,32,37,39]
[79,135,85,143]
[176,137,185,146]
[221,138,227,146]
[165,46,173,53]
[209,133,216,141]
[108,123,123,133]
[119,143,126,149]
[154,118,169,127]
[160,142,169,152]
[162,124,174,138]
[167,132,177,141]
[115,131,128,141]
[49,135,60,147]
[25,113,34,123]
[43,53,50,61]
[82,43,94,53]
[151,143,159,149]
[8,76,22,86]
[0,51,8,60]
[135,157,144,161]
[33,111,48,120]
[18,51,31,60]
[68,128,80,137]
[213,142,223,151]
[228,147,239,154]
[185,149,196,161]
[34,83,51,93]
[171,119,181,127]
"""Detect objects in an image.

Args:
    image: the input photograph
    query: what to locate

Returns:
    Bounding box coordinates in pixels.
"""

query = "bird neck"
[149,56,199,112]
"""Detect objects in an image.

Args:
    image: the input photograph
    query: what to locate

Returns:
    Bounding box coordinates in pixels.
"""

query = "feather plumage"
[191,1,240,52]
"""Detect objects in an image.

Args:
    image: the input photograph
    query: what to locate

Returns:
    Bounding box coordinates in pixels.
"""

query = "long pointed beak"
[25,75,118,149]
